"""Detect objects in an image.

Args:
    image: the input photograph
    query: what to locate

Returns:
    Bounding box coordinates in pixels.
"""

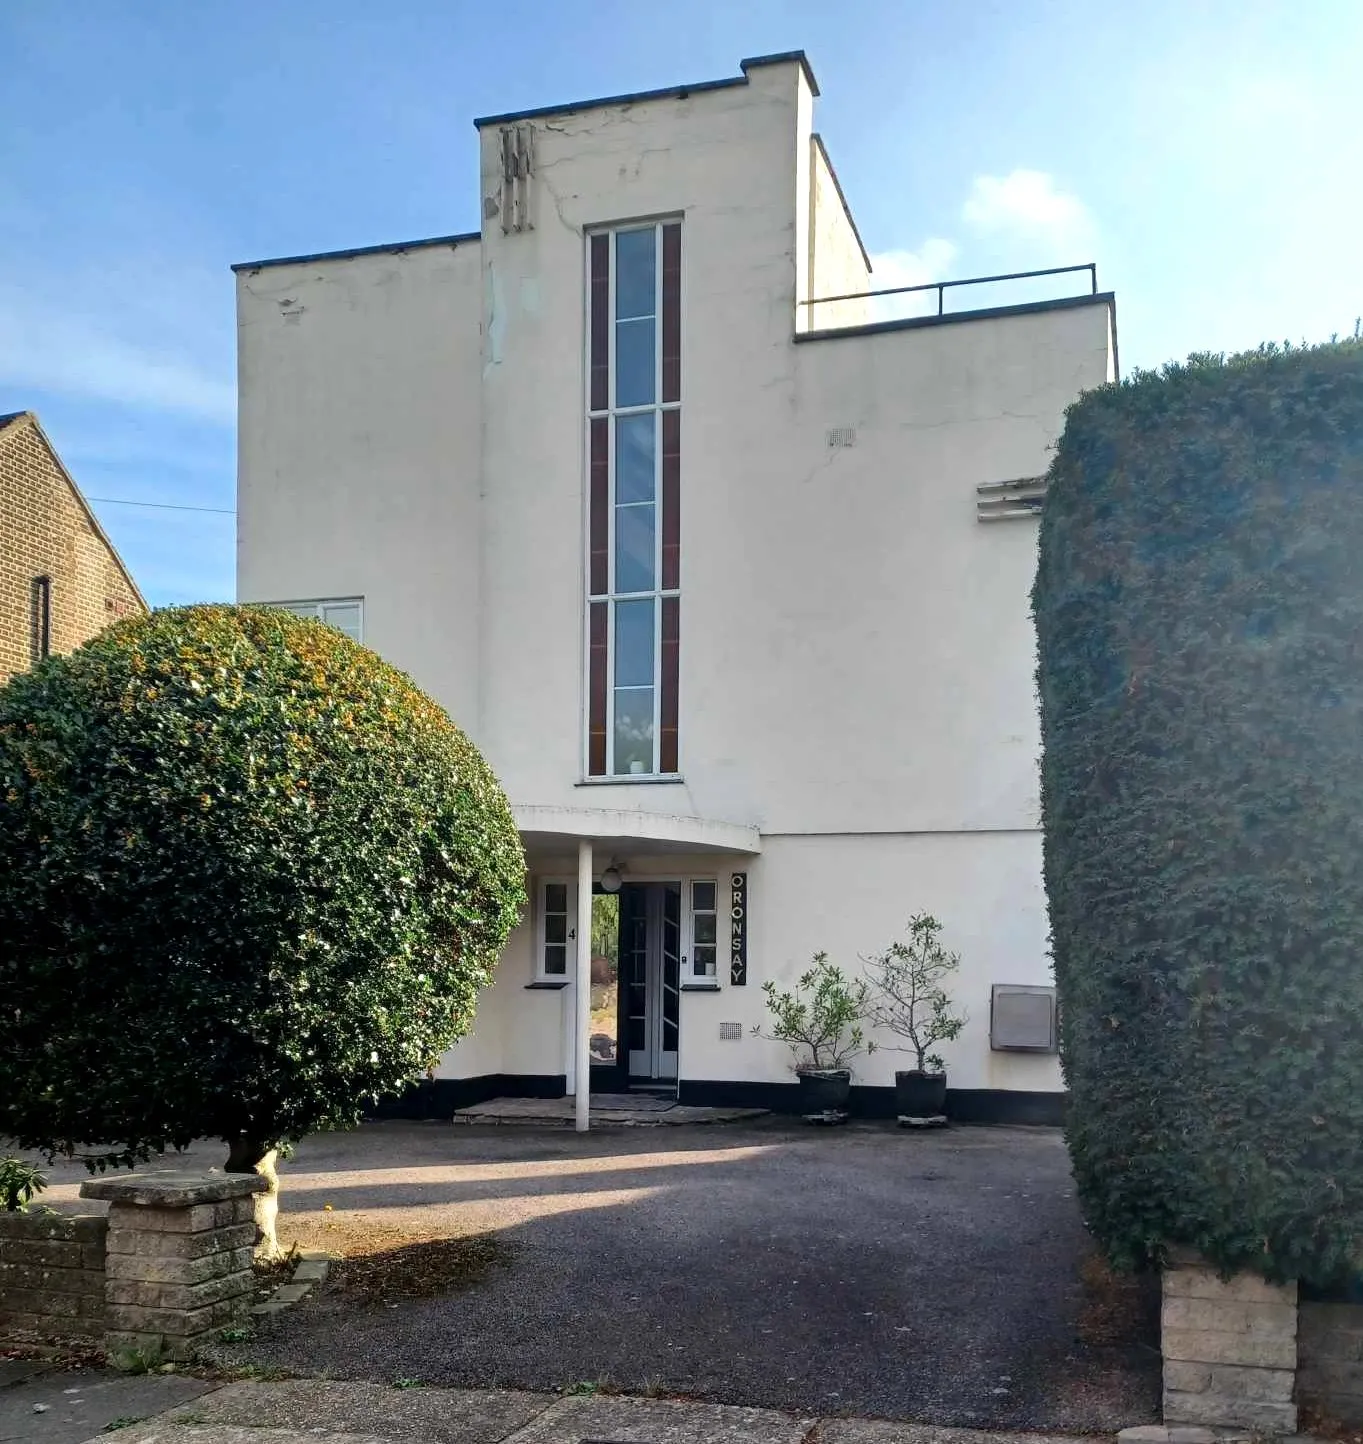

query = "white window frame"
[681,877,720,987]
[534,877,578,984]
[583,219,681,780]
[266,597,364,642]
[538,875,717,989]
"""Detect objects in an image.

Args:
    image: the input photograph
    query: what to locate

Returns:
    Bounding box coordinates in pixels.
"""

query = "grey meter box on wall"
[990,984,1057,1052]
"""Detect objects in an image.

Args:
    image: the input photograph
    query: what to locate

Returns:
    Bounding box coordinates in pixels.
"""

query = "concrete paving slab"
[92,1427,384,1444]
[500,1394,813,1444]
[816,1421,1106,1444]
[163,1379,556,1444]
[0,1367,212,1444]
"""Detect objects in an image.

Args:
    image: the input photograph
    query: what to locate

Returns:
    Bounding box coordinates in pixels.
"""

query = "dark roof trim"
[795,291,1118,345]
[0,411,26,429]
[811,133,871,273]
[472,49,818,129]
[744,51,819,95]
[231,231,480,274]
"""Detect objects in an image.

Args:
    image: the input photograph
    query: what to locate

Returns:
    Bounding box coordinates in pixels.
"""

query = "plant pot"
[797,1067,852,1119]
[895,1070,947,1127]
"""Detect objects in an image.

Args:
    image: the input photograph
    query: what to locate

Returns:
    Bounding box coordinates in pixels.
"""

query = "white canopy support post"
[575,838,593,1132]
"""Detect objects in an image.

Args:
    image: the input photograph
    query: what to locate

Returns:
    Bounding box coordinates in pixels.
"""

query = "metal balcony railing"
[801,262,1098,323]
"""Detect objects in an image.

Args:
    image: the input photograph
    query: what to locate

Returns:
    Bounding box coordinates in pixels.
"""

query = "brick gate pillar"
[79,1171,265,1363]
[1162,1251,1298,1434]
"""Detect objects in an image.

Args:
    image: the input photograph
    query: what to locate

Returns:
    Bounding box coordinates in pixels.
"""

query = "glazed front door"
[620,882,680,1083]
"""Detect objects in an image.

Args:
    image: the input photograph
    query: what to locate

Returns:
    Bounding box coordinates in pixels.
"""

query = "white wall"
[474,60,809,802]
[682,833,1058,1092]
[433,833,1058,1094]
[432,917,572,1080]
[236,57,1113,1096]
[807,135,871,330]
[467,61,1112,838]
[236,240,484,732]
[237,65,1112,844]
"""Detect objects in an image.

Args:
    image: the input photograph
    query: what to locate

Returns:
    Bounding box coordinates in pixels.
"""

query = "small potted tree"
[757,953,872,1120]
[865,914,966,1127]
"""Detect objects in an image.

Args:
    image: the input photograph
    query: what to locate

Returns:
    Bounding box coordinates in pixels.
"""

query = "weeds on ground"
[213,1362,294,1383]
[563,1376,621,1397]
[100,1419,143,1432]
[107,1345,165,1375]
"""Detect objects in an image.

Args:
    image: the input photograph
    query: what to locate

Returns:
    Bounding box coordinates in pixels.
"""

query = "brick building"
[0,410,146,684]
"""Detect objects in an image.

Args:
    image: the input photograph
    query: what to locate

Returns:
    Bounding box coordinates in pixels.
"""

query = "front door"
[619,882,680,1084]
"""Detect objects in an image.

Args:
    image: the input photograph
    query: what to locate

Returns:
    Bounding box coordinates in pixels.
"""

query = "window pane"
[692,881,716,912]
[693,945,716,977]
[615,413,655,504]
[615,504,655,594]
[544,944,568,976]
[615,318,656,408]
[693,913,716,945]
[615,228,656,320]
[545,913,567,945]
[321,603,361,640]
[545,883,567,912]
[614,599,654,688]
[613,688,655,775]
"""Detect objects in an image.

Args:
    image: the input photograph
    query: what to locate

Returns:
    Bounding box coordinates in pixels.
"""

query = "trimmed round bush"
[0,604,525,1172]
[1034,340,1363,1285]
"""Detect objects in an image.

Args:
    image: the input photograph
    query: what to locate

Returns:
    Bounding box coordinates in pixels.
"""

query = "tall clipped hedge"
[1034,340,1363,1285]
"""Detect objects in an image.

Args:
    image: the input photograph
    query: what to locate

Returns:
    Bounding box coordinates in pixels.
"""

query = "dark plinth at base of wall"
[368,1074,567,1120]
[676,1080,1066,1126]
[368,1075,1063,1126]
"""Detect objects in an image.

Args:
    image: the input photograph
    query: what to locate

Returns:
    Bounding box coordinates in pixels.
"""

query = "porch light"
[600,863,623,894]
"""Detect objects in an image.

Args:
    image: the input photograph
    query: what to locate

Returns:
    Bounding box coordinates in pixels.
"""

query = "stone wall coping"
[0,1210,107,1239]
[79,1172,266,1206]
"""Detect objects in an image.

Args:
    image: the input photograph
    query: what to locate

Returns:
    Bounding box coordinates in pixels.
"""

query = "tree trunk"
[224,1135,283,1261]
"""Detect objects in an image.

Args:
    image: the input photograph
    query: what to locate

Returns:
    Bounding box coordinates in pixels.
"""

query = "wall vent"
[719,1021,743,1041]
[977,476,1047,521]
[990,985,1057,1052]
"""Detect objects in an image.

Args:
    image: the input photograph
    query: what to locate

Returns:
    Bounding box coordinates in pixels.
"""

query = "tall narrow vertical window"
[586,221,682,777]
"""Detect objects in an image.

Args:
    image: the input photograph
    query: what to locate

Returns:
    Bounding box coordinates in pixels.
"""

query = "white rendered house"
[234,51,1116,1124]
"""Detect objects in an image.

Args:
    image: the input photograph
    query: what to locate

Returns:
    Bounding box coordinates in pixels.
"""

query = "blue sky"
[2,0,1359,605]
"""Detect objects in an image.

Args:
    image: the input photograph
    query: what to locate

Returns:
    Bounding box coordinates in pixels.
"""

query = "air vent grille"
[977,476,1046,521]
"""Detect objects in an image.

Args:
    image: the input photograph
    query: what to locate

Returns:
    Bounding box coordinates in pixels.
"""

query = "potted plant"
[865,914,966,1127]
[757,954,872,1120]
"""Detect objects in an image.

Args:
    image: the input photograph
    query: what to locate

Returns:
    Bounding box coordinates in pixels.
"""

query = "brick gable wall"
[0,416,146,683]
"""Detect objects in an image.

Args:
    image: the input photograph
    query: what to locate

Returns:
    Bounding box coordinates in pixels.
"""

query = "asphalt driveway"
[37,1118,1159,1429]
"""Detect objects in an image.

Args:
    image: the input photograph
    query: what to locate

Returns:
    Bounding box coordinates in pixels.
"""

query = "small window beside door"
[539,881,572,979]
[683,879,719,985]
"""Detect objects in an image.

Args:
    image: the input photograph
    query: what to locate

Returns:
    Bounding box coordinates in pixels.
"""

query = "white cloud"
[962,169,1095,255]
[0,285,235,425]
[868,239,958,321]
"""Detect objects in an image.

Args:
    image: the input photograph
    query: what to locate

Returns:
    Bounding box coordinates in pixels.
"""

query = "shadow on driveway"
[208,1119,1160,1430]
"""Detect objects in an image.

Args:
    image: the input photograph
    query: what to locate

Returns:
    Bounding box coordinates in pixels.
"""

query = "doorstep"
[452,1093,767,1126]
